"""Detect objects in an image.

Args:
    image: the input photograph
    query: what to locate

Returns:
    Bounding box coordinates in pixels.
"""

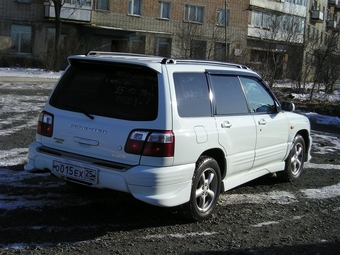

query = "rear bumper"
[24,141,194,207]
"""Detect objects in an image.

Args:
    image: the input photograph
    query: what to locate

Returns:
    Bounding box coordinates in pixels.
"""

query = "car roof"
[68,51,258,76]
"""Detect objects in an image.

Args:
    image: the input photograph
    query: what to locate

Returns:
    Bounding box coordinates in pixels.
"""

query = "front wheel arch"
[278,134,306,182]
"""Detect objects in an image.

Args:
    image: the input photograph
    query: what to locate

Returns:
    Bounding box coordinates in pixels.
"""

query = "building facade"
[0,0,250,68]
[0,0,46,66]
[0,0,338,75]
[305,0,340,84]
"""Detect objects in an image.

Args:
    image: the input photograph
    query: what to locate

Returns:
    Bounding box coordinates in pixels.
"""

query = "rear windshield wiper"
[59,104,94,120]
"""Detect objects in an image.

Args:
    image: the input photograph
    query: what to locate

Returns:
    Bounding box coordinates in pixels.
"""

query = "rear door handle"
[258,119,267,125]
[221,121,232,128]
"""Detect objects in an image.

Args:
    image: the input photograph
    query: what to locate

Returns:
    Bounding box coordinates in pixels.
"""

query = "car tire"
[184,156,221,222]
[278,134,305,182]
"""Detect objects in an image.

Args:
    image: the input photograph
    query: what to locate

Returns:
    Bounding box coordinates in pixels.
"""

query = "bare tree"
[173,22,204,59]
[247,8,305,88]
[50,0,63,70]
[173,10,232,61]
[309,31,340,100]
[50,0,86,70]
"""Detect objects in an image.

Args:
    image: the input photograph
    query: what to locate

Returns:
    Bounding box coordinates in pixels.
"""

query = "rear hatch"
[42,58,163,166]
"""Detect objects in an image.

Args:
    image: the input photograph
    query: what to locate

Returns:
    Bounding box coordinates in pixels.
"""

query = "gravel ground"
[0,80,339,255]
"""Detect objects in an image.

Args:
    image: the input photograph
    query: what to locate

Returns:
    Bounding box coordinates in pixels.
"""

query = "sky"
[0,67,339,249]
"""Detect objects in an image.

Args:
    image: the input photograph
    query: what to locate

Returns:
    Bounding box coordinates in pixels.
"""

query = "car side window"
[240,77,276,114]
[209,75,249,115]
[173,73,211,117]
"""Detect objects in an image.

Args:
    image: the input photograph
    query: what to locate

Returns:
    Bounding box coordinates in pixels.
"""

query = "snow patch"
[219,191,298,205]
[144,232,218,239]
[301,183,340,199]
[252,221,279,227]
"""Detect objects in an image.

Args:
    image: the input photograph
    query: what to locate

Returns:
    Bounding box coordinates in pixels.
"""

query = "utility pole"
[225,0,228,61]
[52,0,62,70]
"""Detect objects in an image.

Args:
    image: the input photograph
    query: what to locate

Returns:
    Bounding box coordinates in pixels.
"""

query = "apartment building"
[0,0,84,67]
[83,0,248,60]
[0,0,45,66]
[308,0,339,40]
[0,0,338,74]
[0,0,249,67]
[300,0,340,82]
[46,0,249,61]
[245,0,308,80]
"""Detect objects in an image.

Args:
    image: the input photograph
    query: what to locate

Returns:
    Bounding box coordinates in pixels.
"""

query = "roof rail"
[85,51,250,70]
[160,58,250,69]
[86,51,160,58]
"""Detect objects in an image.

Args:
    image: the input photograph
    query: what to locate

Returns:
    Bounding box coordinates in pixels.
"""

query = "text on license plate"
[52,161,97,184]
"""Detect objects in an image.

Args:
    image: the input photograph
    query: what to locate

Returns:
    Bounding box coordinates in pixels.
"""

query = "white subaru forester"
[25,52,312,221]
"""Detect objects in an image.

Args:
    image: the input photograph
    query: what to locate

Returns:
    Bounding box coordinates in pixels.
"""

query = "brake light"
[37,111,54,137]
[125,130,174,157]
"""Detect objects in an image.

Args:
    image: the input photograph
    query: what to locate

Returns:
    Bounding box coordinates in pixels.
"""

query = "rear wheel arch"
[184,155,222,222]
[201,148,226,180]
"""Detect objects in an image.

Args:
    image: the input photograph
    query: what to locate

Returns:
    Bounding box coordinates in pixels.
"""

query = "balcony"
[249,0,306,17]
[327,20,337,29]
[311,10,324,22]
[329,0,339,5]
[44,1,91,22]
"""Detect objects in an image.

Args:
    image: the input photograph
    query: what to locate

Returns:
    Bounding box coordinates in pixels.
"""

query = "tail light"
[125,130,174,157]
[37,111,54,137]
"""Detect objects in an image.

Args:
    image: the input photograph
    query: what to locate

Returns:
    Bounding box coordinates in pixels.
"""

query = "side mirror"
[281,101,295,112]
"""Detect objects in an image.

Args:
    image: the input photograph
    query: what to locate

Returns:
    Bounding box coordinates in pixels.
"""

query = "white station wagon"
[25,52,312,221]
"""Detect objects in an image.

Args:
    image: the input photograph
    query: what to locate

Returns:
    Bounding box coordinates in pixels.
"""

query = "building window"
[324,33,329,45]
[47,28,66,48]
[155,37,171,57]
[286,0,306,5]
[293,17,305,34]
[65,0,92,6]
[190,40,206,59]
[251,10,272,29]
[11,25,32,53]
[185,5,204,23]
[214,43,226,61]
[217,9,230,26]
[128,0,142,16]
[130,36,145,53]
[312,0,320,10]
[14,0,30,3]
[311,27,315,39]
[281,15,304,33]
[96,0,109,10]
[159,2,171,19]
[296,0,307,6]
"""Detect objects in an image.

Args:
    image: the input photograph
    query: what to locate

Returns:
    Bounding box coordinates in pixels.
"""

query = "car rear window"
[50,60,158,121]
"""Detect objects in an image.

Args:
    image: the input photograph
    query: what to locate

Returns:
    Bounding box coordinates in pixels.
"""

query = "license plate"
[52,161,97,184]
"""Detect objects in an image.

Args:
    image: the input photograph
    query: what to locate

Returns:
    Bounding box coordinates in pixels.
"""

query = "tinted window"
[173,73,211,117]
[210,75,249,115]
[240,77,276,114]
[50,61,158,121]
